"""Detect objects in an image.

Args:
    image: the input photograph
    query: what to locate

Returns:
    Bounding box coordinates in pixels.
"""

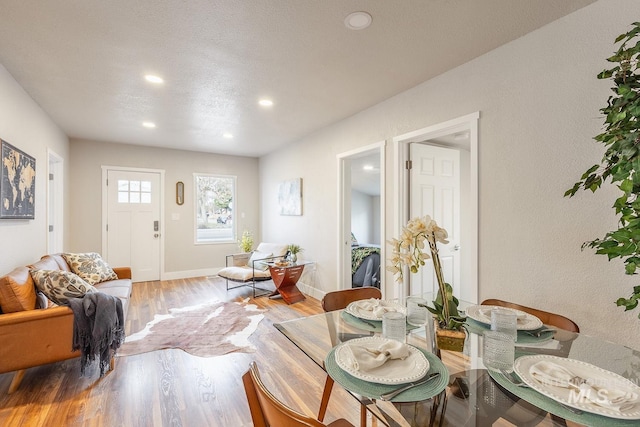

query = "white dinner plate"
[334,336,429,385]
[465,304,543,331]
[514,355,640,420]
[345,298,406,321]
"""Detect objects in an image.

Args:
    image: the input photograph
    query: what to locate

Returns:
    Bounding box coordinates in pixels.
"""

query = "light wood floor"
[0,277,363,427]
[0,277,580,427]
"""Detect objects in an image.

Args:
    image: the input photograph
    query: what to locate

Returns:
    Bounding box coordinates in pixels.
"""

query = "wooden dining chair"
[480,299,579,332]
[481,299,579,427]
[318,287,382,427]
[321,287,382,313]
[242,361,355,427]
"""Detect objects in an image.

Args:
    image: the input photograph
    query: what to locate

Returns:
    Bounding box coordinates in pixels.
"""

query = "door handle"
[453,244,460,251]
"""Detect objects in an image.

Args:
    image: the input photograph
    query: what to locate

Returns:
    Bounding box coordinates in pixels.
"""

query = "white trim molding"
[391,112,480,304]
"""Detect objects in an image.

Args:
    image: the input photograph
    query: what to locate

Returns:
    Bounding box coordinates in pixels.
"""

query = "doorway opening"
[392,112,479,303]
[337,141,386,294]
[47,149,64,254]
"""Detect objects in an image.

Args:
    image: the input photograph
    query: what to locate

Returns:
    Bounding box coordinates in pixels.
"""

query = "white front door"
[409,143,461,297]
[106,169,161,281]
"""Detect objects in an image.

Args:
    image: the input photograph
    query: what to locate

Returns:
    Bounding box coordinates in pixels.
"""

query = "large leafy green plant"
[565,22,640,317]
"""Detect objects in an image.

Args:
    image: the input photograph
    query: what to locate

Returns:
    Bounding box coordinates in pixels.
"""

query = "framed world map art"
[1,139,36,219]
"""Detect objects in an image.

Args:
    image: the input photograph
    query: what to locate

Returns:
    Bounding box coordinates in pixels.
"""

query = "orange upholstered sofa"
[0,254,132,393]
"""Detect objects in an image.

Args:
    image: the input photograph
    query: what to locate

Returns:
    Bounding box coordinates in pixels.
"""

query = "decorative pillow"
[0,266,37,313]
[248,251,272,271]
[253,260,270,271]
[30,269,98,306]
[62,252,118,285]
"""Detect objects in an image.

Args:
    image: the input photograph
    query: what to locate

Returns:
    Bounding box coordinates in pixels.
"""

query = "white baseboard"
[297,281,326,301]
[161,267,221,281]
[158,269,329,303]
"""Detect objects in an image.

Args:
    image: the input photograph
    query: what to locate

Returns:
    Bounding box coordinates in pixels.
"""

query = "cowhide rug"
[117,299,265,358]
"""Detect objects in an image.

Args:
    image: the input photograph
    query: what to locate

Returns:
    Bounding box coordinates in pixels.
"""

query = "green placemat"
[341,311,421,333]
[464,318,554,344]
[325,345,448,403]
[487,368,640,426]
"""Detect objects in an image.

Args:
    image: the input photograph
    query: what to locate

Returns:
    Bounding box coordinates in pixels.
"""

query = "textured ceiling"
[0,0,596,157]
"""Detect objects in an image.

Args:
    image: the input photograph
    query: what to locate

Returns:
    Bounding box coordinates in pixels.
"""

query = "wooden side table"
[267,262,309,304]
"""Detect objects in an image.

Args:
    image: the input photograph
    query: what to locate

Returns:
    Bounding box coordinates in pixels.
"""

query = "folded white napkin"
[478,308,494,320]
[341,339,410,372]
[529,360,640,412]
[479,307,526,322]
[515,339,560,350]
[356,298,398,318]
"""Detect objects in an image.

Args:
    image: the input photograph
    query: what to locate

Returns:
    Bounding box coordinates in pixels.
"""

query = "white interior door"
[409,143,461,297]
[47,150,63,254]
[106,169,161,281]
[340,157,353,288]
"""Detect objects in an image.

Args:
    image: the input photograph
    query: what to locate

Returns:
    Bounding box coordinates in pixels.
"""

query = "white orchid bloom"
[387,215,449,284]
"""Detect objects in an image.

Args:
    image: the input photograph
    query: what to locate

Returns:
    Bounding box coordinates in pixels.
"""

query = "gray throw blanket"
[68,292,125,376]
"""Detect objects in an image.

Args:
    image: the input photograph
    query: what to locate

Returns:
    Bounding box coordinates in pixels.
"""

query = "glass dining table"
[274,298,640,427]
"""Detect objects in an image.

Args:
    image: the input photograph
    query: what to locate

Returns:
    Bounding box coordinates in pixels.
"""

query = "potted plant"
[565,22,640,318]
[287,244,303,263]
[239,230,254,253]
[387,215,467,351]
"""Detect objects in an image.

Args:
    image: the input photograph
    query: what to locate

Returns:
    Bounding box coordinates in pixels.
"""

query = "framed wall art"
[278,178,302,216]
[1,139,36,219]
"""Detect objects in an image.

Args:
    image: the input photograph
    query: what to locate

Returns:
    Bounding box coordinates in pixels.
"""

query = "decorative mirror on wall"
[176,181,184,205]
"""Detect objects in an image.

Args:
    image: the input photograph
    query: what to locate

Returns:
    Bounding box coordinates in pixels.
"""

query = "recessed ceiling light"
[258,99,274,107]
[144,74,164,84]
[344,11,372,30]
[223,132,233,139]
[142,121,156,128]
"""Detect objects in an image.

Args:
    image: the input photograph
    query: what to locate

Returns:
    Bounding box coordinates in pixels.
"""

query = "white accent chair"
[218,242,289,297]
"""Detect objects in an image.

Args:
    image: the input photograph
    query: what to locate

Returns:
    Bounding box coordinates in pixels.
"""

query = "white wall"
[351,190,380,245]
[0,65,69,274]
[260,0,640,345]
[69,139,260,278]
[372,195,380,244]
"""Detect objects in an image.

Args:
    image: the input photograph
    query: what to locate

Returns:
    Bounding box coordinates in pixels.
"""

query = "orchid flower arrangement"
[387,215,466,330]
